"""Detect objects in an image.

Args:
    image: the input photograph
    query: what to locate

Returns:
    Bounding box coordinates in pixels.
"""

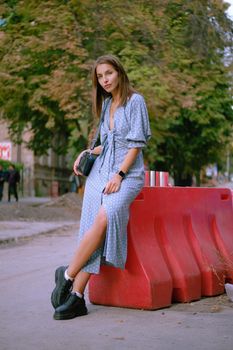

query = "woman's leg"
[52,206,106,320]
[72,271,91,294]
[51,206,107,312]
[53,270,90,320]
[67,206,107,278]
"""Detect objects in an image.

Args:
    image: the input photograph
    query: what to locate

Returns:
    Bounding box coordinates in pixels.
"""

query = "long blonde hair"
[92,55,135,118]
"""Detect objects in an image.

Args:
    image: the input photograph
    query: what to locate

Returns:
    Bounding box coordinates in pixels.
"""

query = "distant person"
[0,164,6,201]
[7,164,20,202]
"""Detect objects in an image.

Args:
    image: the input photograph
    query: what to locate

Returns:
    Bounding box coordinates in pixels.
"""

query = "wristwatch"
[118,170,126,179]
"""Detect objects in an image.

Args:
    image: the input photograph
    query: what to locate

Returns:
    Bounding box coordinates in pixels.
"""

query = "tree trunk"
[195,171,201,187]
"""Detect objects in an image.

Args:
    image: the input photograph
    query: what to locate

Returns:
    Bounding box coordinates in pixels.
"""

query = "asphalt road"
[0,228,233,350]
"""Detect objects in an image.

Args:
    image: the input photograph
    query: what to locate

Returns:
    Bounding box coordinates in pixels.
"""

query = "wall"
[0,121,71,197]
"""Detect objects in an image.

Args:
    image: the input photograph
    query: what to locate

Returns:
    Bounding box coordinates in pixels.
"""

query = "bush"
[0,159,23,171]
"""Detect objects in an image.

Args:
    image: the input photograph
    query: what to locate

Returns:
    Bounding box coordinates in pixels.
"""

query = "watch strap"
[118,170,126,179]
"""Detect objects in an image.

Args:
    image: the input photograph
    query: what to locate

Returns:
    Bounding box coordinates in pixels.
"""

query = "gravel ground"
[0,192,82,222]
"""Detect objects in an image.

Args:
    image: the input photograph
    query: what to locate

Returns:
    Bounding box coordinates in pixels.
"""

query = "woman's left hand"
[104,174,122,194]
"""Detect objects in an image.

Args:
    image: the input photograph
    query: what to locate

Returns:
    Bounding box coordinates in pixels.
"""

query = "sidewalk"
[0,220,78,243]
[0,195,51,205]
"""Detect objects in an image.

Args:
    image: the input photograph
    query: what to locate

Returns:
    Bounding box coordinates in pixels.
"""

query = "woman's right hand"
[73,149,89,176]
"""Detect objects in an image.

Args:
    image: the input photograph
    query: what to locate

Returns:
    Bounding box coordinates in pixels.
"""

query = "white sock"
[72,291,83,298]
[64,269,74,281]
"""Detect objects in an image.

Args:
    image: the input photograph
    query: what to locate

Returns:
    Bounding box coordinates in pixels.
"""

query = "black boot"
[51,266,73,309]
[53,294,88,320]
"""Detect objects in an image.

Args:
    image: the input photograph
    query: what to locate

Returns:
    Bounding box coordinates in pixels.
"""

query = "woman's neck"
[111,91,120,104]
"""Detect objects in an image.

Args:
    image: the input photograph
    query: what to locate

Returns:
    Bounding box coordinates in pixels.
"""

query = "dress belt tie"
[99,131,116,176]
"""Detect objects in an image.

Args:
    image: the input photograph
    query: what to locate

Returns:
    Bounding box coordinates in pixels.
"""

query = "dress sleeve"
[126,94,151,148]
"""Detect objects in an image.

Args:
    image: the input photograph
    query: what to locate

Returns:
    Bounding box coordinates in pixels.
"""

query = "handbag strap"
[89,99,109,151]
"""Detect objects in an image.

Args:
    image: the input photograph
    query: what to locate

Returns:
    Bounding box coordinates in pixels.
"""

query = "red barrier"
[155,171,169,186]
[145,170,169,187]
[89,187,233,310]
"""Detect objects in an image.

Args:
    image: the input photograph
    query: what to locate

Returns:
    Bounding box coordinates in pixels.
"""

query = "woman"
[51,54,151,320]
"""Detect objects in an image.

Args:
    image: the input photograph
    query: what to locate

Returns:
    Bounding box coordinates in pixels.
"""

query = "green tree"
[155,0,233,185]
[0,0,232,185]
[71,0,233,185]
[0,0,90,156]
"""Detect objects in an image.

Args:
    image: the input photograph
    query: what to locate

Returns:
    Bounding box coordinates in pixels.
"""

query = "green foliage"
[0,0,232,184]
[0,0,90,155]
[0,158,23,171]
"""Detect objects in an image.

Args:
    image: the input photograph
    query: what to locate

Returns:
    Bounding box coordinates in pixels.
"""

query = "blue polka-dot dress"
[78,93,151,274]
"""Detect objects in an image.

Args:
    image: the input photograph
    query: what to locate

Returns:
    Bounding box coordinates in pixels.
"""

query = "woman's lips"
[104,84,111,89]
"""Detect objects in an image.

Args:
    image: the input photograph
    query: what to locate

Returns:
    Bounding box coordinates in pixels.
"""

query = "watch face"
[118,171,125,178]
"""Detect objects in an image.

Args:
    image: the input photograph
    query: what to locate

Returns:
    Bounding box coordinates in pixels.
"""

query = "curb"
[0,222,79,245]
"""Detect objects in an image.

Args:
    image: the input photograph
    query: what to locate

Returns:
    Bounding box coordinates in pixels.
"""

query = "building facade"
[0,121,71,197]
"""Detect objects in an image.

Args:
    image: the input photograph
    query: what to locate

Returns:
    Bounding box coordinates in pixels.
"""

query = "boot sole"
[53,309,88,320]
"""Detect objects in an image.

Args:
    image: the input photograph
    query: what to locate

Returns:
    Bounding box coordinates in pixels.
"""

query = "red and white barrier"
[145,170,169,187]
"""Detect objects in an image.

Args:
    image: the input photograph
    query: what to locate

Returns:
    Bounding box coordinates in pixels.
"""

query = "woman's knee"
[95,207,107,229]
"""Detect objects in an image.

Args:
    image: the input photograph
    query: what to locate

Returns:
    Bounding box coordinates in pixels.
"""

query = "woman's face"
[96,63,119,95]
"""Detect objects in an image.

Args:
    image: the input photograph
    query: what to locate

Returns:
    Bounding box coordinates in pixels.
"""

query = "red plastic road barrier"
[155,171,169,186]
[144,171,150,186]
[89,187,233,310]
[145,171,169,187]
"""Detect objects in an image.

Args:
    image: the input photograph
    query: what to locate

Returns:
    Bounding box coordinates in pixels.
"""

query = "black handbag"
[76,151,98,177]
[76,101,108,176]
